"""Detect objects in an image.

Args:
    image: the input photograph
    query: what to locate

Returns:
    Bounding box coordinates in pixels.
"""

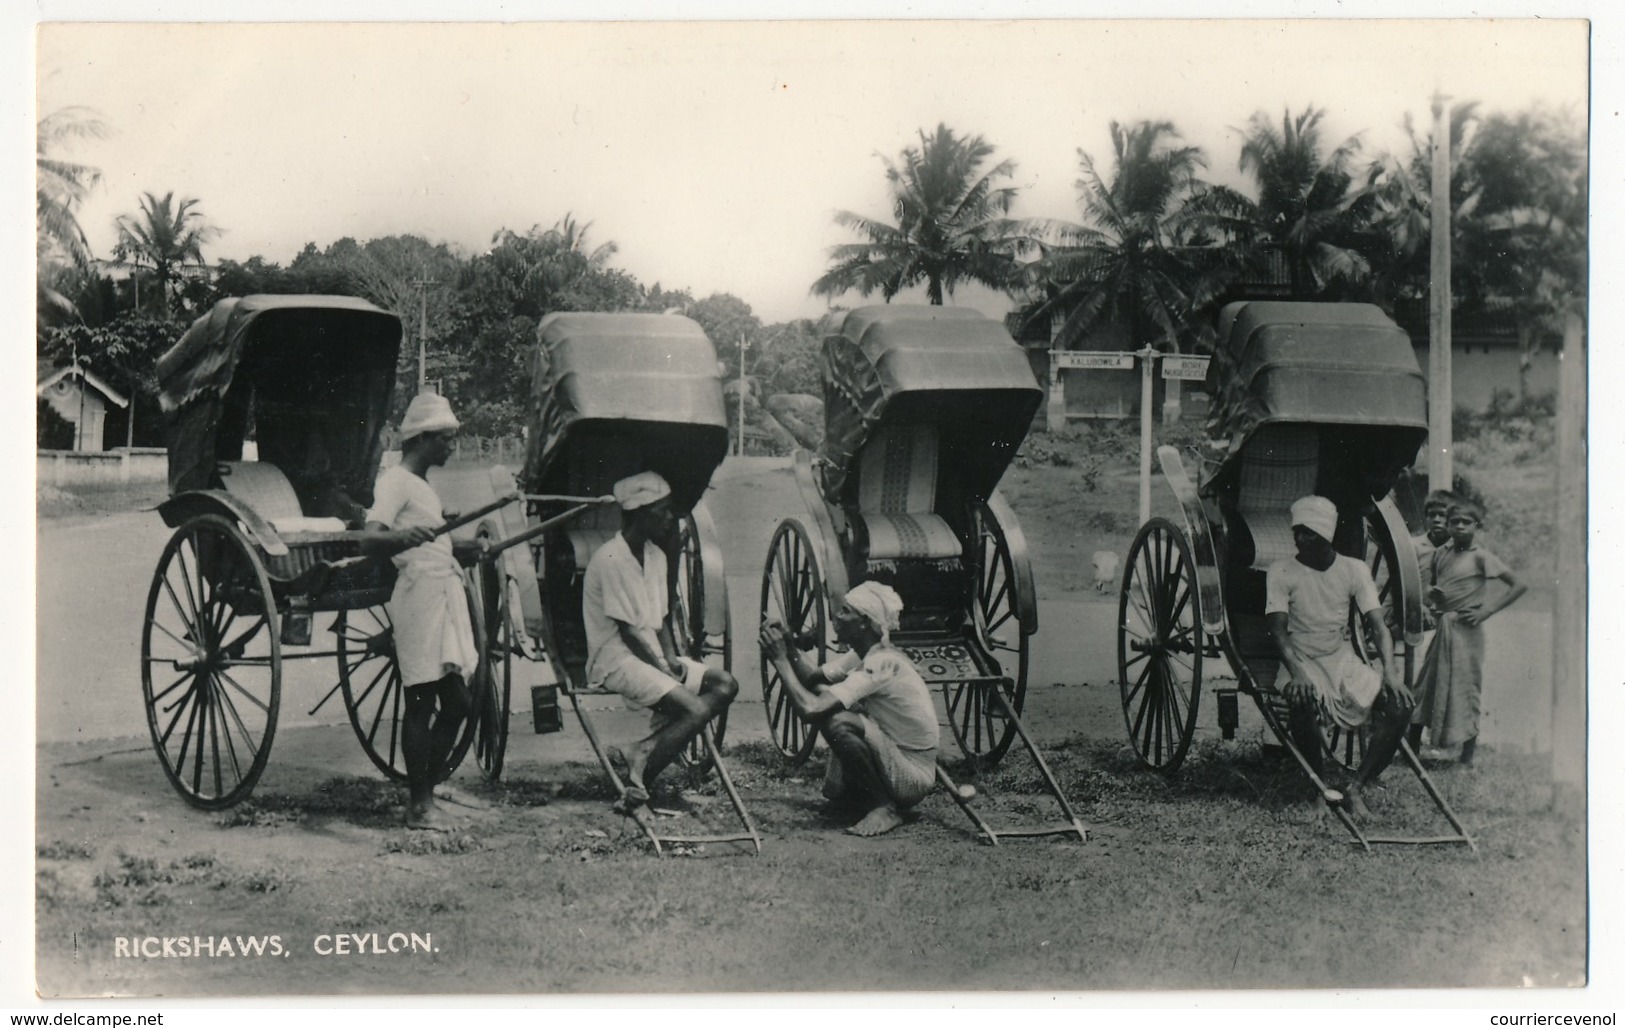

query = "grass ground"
[35,732,1583,995]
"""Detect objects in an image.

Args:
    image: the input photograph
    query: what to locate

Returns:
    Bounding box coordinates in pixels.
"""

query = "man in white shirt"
[1267,495,1413,817]
[583,471,738,809]
[363,392,486,831]
[759,581,938,837]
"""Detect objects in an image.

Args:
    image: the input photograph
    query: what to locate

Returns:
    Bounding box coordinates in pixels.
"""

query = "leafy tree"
[1022,120,1220,353]
[36,107,108,333]
[755,319,823,396]
[40,312,187,447]
[113,191,219,316]
[685,293,762,379]
[811,123,1032,305]
[1224,106,1376,298]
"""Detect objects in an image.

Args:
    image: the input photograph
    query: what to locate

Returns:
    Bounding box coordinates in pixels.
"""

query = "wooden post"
[1428,91,1454,490]
[1137,346,1157,526]
[1046,349,1067,433]
[1551,312,1585,813]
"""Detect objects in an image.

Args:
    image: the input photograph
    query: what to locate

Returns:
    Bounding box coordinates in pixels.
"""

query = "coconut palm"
[811,123,1030,305]
[37,107,108,328]
[113,191,219,314]
[1228,106,1374,298]
[1022,120,1221,353]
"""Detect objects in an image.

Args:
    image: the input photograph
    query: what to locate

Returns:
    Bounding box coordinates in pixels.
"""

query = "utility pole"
[412,275,437,392]
[1137,345,1158,526]
[1428,90,1454,491]
[1551,311,1585,814]
[737,333,750,457]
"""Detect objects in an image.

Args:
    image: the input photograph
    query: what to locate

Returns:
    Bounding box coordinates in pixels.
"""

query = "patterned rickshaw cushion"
[1235,426,1319,570]
[858,424,939,515]
[856,511,963,560]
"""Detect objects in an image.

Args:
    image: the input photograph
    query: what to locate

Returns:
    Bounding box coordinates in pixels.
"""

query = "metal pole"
[737,333,748,457]
[1428,90,1454,491]
[412,276,436,392]
[1551,312,1586,813]
[1138,345,1157,525]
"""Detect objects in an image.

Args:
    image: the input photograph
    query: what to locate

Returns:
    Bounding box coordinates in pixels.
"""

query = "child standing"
[1413,489,1456,578]
[1412,498,1527,766]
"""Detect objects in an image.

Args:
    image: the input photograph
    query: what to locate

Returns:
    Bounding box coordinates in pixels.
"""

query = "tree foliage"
[812,123,1032,305]
[36,107,108,333]
[113,191,219,316]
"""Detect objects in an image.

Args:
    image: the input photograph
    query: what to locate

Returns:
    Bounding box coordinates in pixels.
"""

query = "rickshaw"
[1118,300,1474,850]
[759,305,1087,845]
[471,311,759,856]
[142,295,512,809]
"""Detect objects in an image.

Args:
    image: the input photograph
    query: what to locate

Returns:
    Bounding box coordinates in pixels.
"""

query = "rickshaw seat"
[1232,426,1319,570]
[216,461,345,534]
[852,424,961,560]
[566,504,622,569]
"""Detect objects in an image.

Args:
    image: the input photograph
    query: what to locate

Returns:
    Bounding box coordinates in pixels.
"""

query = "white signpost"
[1046,348,1212,526]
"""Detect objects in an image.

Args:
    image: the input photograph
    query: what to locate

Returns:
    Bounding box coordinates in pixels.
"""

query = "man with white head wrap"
[363,393,487,830]
[1266,495,1413,817]
[582,471,738,810]
[760,580,938,836]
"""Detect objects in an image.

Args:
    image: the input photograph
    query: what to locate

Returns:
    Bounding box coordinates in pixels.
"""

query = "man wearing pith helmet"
[363,393,488,831]
[582,471,738,809]
[1266,495,1413,818]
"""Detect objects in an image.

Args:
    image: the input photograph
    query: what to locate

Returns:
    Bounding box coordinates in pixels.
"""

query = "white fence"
[37,447,168,488]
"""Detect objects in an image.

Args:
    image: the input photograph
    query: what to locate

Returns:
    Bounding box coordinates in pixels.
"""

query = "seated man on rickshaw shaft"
[583,472,738,811]
[361,393,489,831]
[1267,496,1414,818]
[759,582,938,837]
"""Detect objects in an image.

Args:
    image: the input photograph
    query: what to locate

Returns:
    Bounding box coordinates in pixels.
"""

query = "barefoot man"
[362,393,487,831]
[582,472,738,809]
[759,581,937,836]
[1268,495,1414,818]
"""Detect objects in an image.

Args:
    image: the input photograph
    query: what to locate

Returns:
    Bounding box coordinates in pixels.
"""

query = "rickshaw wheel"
[946,503,1030,765]
[141,514,281,810]
[1118,517,1204,774]
[674,514,730,772]
[759,519,825,766]
[472,556,514,783]
[335,603,476,785]
[1337,506,1411,773]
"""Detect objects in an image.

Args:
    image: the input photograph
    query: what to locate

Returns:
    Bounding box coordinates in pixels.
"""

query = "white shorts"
[603,657,705,709]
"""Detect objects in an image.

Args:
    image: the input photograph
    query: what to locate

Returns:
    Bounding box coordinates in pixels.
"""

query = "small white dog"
[1092,550,1119,593]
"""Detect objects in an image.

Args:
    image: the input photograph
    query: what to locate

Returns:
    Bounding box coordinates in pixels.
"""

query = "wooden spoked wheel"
[1118,517,1204,773]
[471,550,514,783]
[335,599,476,785]
[759,519,825,765]
[673,514,731,771]
[141,514,281,809]
[1338,506,1412,773]
[946,503,1030,765]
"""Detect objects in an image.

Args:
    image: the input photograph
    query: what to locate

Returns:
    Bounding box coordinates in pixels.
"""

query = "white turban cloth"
[845,581,904,639]
[399,392,459,442]
[613,471,672,511]
[1290,495,1339,544]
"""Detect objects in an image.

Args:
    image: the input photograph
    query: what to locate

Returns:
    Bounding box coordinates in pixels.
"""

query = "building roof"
[36,364,128,408]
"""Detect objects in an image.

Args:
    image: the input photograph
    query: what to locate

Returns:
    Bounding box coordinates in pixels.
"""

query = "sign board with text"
[1160,356,1211,381]
[1053,351,1135,371]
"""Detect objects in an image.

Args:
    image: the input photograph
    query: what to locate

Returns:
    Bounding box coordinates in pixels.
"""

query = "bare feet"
[406,802,455,832]
[606,746,651,805]
[845,804,906,837]
[1343,784,1375,820]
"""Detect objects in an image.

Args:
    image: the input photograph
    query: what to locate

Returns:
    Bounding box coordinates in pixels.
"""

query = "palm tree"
[36,107,108,329]
[1228,106,1373,298]
[811,123,1030,305]
[113,191,219,314]
[1022,120,1220,353]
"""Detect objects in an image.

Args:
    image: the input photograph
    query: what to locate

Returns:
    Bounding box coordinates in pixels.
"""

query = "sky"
[34,18,1588,325]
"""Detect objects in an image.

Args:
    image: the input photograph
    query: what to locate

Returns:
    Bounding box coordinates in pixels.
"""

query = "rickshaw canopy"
[820,305,1042,506]
[1202,301,1427,497]
[157,294,402,505]
[520,312,729,513]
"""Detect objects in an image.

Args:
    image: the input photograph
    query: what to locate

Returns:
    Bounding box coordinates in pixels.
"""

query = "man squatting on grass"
[582,472,738,810]
[1267,495,1413,818]
[759,581,938,837]
[361,393,488,831]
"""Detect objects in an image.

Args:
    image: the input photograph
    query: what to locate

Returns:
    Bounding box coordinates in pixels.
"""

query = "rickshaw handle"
[431,493,524,539]
[479,497,617,560]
